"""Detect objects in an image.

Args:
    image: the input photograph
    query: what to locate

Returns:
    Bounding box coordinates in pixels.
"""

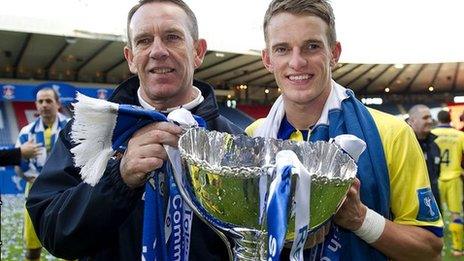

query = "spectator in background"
[459,111,464,132]
[407,104,442,213]
[15,87,68,261]
[0,140,41,166]
[432,109,464,256]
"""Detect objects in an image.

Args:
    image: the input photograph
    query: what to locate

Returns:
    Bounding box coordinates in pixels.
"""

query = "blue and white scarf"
[141,110,205,261]
[70,93,205,261]
[16,113,68,177]
[254,80,390,261]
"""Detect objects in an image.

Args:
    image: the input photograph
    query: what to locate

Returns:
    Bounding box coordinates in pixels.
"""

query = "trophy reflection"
[172,128,359,261]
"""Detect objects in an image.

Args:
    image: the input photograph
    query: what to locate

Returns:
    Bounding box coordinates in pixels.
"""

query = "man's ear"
[193,39,207,69]
[261,48,274,73]
[330,41,342,68]
[124,46,137,74]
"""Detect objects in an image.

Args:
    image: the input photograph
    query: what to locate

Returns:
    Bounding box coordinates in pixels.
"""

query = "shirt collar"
[137,86,204,112]
[277,115,309,141]
[314,80,350,127]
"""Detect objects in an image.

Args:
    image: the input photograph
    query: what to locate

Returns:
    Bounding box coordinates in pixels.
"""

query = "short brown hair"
[263,0,337,46]
[126,0,199,48]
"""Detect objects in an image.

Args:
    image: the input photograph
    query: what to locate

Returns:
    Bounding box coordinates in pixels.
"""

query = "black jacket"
[0,147,21,166]
[26,77,242,260]
[418,133,441,211]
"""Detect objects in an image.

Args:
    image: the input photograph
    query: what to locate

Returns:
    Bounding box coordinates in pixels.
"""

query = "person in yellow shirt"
[431,109,464,256]
[15,87,69,261]
[246,0,443,260]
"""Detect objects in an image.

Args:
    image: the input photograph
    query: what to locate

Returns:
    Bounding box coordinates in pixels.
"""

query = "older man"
[407,104,441,213]
[247,0,443,260]
[26,0,241,260]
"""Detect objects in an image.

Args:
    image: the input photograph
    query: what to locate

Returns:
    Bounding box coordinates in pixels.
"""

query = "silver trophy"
[172,128,358,260]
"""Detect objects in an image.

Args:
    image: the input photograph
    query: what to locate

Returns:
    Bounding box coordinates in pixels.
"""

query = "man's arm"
[26,122,144,259]
[373,220,442,261]
[0,147,21,166]
[335,179,443,261]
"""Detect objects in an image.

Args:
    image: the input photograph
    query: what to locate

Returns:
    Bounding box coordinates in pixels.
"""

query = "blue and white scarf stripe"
[142,116,205,261]
[16,113,68,176]
[266,164,292,261]
[265,149,313,261]
[111,104,168,151]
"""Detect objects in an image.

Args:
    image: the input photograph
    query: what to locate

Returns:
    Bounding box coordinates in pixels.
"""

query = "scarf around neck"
[254,80,390,261]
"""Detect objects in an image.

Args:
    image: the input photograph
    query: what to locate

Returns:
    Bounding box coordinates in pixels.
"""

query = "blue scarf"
[141,116,205,261]
[278,90,390,261]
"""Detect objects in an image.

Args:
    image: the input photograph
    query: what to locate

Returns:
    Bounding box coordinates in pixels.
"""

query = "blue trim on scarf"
[278,90,390,261]
[267,165,293,261]
[112,105,168,150]
[141,115,206,261]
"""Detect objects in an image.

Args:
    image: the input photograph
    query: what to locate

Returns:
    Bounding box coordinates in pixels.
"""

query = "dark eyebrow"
[270,42,289,49]
[132,32,151,41]
[303,39,324,46]
[165,28,184,35]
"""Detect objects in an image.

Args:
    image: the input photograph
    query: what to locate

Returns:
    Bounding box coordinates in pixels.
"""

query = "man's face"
[262,13,341,106]
[409,107,433,137]
[35,89,60,120]
[124,2,206,109]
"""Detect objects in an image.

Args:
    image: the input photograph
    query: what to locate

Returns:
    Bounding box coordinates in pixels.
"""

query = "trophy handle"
[167,148,234,261]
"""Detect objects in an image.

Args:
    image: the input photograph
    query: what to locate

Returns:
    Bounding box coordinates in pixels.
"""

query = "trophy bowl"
[174,128,357,260]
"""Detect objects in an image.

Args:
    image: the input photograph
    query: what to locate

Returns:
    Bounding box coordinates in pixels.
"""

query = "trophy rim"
[178,127,357,183]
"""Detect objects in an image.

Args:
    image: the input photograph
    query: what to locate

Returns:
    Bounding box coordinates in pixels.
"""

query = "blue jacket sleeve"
[25,121,144,259]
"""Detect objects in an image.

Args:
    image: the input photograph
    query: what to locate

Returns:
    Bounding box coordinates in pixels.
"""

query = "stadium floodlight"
[65,36,77,44]
[454,96,464,103]
[361,97,383,105]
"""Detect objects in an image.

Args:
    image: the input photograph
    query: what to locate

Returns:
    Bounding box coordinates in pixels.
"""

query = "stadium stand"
[237,104,271,120]
[12,101,36,129]
[367,103,402,116]
[0,101,27,194]
[218,105,254,129]
[0,101,13,145]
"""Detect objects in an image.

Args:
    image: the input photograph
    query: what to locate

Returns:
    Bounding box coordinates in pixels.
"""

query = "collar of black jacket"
[108,76,220,122]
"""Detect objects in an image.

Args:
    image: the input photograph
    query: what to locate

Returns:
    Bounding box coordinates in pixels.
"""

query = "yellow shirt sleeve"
[245,118,265,137]
[369,108,443,227]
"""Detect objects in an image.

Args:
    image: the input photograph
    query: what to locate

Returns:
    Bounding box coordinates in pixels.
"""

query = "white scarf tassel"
[71,93,119,186]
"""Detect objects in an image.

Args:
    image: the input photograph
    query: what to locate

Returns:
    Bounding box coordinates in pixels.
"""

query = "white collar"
[254,80,349,138]
[313,80,350,126]
[137,86,204,112]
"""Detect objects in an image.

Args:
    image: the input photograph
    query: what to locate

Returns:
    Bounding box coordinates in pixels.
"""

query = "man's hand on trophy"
[333,178,367,231]
[120,122,183,189]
